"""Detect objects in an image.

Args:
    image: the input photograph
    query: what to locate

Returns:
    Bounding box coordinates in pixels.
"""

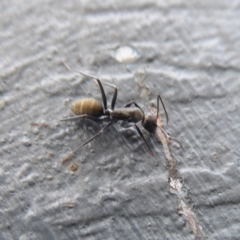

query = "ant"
[61,63,172,163]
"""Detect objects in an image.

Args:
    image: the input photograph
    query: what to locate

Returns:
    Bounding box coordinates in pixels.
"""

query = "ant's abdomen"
[71,98,104,117]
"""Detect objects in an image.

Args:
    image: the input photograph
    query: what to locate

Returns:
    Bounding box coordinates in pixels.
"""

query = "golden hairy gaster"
[71,98,103,116]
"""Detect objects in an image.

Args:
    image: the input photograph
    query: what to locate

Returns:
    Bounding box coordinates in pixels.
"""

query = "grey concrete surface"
[1,1,240,239]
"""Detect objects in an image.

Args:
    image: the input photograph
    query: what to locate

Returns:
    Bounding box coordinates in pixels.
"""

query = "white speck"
[113,46,140,63]
[46,175,53,180]
[0,137,6,144]
[22,136,32,146]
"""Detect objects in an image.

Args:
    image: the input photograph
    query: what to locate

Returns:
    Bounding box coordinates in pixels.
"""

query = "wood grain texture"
[0,1,240,239]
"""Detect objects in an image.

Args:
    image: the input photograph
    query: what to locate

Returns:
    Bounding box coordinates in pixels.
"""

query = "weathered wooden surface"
[1,1,240,239]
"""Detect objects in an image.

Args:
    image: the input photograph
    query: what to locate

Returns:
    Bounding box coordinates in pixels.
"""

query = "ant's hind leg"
[62,121,113,163]
[61,61,108,111]
[60,115,110,122]
[103,82,118,110]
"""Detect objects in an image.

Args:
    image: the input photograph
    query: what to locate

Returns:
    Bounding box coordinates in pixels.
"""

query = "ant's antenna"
[157,126,183,149]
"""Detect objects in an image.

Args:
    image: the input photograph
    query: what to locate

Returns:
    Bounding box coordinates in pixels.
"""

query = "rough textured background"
[1,1,240,239]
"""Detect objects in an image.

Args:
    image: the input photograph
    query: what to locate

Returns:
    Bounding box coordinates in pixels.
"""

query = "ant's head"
[142,113,157,133]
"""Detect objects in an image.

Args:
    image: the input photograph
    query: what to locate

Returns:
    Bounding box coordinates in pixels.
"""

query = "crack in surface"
[150,107,206,240]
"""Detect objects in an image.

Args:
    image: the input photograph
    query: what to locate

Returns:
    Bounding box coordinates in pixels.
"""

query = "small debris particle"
[68,162,79,172]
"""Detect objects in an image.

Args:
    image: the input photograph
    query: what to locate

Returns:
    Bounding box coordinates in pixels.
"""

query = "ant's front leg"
[156,94,169,124]
[134,123,155,156]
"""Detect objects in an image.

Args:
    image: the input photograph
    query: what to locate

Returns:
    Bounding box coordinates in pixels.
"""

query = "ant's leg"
[124,101,146,124]
[93,78,107,111]
[125,101,139,108]
[124,101,145,114]
[134,124,155,156]
[125,101,144,112]
[62,121,113,163]
[61,61,108,111]
[157,94,169,124]
[103,82,118,110]
[125,96,168,124]
[60,115,110,122]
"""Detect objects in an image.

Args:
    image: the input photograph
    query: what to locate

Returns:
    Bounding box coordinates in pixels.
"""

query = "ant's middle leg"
[125,101,142,109]
[60,115,110,122]
[124,101,146,123]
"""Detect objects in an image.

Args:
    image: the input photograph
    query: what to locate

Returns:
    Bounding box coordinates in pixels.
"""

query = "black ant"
[61,64,171,163]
